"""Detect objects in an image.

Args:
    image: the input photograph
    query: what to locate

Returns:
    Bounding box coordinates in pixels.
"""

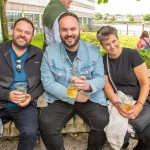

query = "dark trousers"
[0,105,39,150]
[133,123,150,150]
[39,100,109,150]
[123,123,150,150]
[124,101,150,150]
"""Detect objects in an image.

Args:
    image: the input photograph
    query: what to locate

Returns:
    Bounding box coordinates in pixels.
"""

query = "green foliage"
[31,32,44,49]
[118,35,138,48]
[110,15,116,22]
[95,13,102,20]
[80,32,150,68]
[80,32,100,46]
[97,0,141,4]
[143,14,150,21]
[80,32,139,49]
[129,16,134,22]
[31,32,150,68]
[97,0,108,4]
[138,51,150,68]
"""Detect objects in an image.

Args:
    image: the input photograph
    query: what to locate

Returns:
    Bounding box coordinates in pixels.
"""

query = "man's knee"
[96,111,109,128]
[20,128,38,139]
[39,115,59,132]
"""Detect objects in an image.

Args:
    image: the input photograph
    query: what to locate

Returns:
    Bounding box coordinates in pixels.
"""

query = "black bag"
[129,98,150,133]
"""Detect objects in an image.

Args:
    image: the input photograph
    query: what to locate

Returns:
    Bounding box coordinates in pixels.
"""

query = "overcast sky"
[95,0,150,15]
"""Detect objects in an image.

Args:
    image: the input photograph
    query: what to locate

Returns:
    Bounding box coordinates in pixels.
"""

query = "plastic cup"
[66,85,78,98]
[66,75,78,98]
[121,95,133,111]
[14,82,27,94]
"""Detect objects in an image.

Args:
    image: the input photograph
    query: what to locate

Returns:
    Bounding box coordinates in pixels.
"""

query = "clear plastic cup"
[14,82,27,94]
[121,95,133,111]
[66,85,78,98]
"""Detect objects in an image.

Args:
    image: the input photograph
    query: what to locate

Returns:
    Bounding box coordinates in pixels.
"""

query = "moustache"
[65,35,74,39]
[17,36,27,41]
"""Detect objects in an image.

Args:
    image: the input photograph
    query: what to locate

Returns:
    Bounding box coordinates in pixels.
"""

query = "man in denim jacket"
[40,12,109,150]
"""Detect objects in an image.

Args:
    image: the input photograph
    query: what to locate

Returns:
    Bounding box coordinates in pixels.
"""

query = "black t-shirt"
[103,48,144,100]
[66,49,77,63]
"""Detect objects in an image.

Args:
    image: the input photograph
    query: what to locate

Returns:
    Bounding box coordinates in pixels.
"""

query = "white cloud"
[95,0,150,15]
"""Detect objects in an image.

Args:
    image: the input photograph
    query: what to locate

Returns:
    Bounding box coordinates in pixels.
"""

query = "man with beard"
[39,12,109,150]
[42,0,73,50]
[0,18,43,150]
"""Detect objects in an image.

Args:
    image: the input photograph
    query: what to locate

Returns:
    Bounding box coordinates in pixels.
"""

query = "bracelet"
[113,101,121,106]
[137,102,144,107]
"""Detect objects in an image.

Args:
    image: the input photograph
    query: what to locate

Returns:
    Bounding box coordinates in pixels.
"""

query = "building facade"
[4,0,95,33]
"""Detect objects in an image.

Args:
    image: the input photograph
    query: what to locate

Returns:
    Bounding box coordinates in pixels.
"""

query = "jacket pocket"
[51,66,67,84]
[80,63,95,79]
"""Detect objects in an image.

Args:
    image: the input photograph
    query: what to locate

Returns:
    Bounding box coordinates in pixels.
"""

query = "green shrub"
[80,32,150,68]
[31,32,44,49]
[31,32,150,68]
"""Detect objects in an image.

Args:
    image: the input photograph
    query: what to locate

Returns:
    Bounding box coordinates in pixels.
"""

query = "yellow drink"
[122,104,132,111]
[66,86,78,98]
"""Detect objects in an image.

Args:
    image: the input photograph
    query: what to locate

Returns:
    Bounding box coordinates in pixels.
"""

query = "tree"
[129,15,134,22]
[97,0,141,4]
[97,0,108,4]
[143,14,150,21]
[110,15,116,22]
[0,0,9,41]
[95,12,102,20]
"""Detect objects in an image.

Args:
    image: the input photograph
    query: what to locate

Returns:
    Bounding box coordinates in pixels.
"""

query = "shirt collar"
[60,40,84,62]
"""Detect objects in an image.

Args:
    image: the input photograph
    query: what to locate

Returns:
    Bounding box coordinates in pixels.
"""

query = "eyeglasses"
[16,57,22,73]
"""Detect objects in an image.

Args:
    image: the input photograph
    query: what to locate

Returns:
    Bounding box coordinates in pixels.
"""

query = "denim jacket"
[41,40,107,106]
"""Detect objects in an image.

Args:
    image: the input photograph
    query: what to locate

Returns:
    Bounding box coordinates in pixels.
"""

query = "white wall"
[70,5,95,14]
[7,0,49,7]
[8,0,95,9]
[74,0,94,5]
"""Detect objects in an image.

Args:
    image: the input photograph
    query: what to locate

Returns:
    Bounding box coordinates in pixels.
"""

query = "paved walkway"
[0,133,138,150]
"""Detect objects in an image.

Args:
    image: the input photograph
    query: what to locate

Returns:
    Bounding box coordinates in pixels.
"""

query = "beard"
[61,34,80,49]
[12,35,31,50]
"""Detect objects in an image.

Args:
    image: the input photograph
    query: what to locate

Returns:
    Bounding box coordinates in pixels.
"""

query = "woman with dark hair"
[97,25,150,150]
[137,30,150,50]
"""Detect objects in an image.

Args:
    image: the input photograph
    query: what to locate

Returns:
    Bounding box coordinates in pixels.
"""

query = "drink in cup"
[14,82,27,94]
[66,85,78,98]
[121,95,133,112]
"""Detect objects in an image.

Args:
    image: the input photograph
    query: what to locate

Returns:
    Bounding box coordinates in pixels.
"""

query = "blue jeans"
[0,105,39,150]
[39,100,109,150]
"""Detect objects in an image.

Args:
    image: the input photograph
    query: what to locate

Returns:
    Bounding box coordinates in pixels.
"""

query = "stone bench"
[3,114,90,137]
[2,69,150,149]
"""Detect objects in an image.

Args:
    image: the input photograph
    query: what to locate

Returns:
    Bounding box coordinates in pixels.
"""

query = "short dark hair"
[97,25,118,45]
[58,12,79,24]
[13,17,34,34]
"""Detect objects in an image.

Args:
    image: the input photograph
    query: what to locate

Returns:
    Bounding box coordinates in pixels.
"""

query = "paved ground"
[0,133,137,150]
